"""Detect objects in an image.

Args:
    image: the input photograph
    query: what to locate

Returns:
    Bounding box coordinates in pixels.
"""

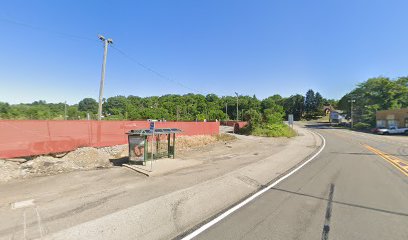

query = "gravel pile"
[0,145,127,182]
[0,135,235,182]
[99,145,128,158]
[0,160,21,182]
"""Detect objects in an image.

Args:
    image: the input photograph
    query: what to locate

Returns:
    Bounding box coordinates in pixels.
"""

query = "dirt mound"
[0,146,124,182]
[0,160,21,182]
[18,148,112,178]
[0,134,236,182]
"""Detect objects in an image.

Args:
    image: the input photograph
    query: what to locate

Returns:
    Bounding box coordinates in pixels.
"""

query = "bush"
[247,123,296,137]
[352,122,372,130]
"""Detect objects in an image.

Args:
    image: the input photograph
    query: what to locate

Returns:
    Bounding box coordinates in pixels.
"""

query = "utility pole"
[225,102,228,120]
[348,99,356,128]
[235,92,239,121]
[97,34,113,121]
[64,101,67,120]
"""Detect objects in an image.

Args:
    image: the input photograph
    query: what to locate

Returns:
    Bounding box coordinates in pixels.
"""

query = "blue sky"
[0,0,407,104]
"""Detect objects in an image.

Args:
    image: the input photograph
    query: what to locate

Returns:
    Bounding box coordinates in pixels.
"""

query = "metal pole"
[351,100,354,128]
[225,102,228,120]
[349,99,355,128]
[167,134,171,158]
[97,35,113,121]
[173,133,176,159]
[235,92,239,121]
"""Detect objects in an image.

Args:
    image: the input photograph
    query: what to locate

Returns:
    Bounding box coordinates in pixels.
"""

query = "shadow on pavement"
[271,187,408,217]
[109,157,129,166]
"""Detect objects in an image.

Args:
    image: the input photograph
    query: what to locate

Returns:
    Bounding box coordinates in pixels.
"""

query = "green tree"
[243,109,262,128]
[338,76,408,126]
[304,89,316,118]
[0,102,10,119]
[314,92,324,116]
[264,105,284,124]
[78,98,98,113]
[284,94,304,121]
[104,96,129,118]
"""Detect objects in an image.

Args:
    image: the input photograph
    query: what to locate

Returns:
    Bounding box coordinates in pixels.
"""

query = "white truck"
[330,111,345,124]
[376,126,408,135]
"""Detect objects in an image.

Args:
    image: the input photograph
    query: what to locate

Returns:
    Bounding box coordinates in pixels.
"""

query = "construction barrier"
[0,120,220,159]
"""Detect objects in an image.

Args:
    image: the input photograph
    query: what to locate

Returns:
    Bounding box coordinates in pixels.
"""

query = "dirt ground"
[0,129,308,240]
[0,134,236,182]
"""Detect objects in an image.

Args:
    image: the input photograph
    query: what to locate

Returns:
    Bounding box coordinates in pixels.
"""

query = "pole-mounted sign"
[288,114,294,128]
[149,121,156,170]
[149,121,156,132]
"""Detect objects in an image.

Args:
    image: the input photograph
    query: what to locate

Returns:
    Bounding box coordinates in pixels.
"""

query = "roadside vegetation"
[338,76,408,129]
[0,91,334,122]
[239,106,297,138]
[1,77,406,132]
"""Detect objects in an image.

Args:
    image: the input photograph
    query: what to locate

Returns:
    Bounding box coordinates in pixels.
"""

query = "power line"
[1,16,208,95]
[111,45,207,95]
[0,16,96,42]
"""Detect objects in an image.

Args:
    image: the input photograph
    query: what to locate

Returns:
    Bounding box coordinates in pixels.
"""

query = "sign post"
[288,114,294,128]
[149,121,156,171]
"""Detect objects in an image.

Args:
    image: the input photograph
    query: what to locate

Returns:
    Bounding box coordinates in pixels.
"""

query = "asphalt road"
[193,124,408,240]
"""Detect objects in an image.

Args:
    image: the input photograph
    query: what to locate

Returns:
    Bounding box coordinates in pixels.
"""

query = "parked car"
[375,126,408,135]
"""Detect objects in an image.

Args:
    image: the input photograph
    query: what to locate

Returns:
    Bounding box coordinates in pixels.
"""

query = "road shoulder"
[45,125,323,240]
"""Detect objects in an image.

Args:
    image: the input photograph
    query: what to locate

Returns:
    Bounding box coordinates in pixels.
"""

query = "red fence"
[0,120,220,158]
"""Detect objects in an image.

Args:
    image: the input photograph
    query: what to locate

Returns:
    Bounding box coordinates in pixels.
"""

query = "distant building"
[323,105,335,116]
[376,108,408,128]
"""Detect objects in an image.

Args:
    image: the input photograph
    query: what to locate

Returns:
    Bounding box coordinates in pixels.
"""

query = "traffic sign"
[149,121,155,132]
[288,114,294,125]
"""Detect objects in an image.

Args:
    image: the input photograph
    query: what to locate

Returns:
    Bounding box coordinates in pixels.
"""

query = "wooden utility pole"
[97,34,113,121]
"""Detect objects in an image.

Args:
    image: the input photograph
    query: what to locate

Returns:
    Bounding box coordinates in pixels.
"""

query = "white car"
[376,126,408,135]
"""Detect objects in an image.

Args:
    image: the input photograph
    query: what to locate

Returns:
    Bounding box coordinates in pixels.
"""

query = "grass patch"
[240,123,297,138]
[215,133,237,142]
[352,122,372,130]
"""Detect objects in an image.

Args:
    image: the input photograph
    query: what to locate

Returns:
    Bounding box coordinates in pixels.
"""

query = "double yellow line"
[364,144,408,177]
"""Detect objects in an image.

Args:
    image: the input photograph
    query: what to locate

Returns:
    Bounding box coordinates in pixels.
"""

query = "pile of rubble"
[0,134,236,182]
[0,145,128,182]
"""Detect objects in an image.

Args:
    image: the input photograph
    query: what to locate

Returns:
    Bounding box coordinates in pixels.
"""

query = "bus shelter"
[126,128,182,165]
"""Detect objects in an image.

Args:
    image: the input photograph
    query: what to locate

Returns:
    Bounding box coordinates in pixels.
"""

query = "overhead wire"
[110,45,206,95]
[0,16,96,42]
[0,16,208,95]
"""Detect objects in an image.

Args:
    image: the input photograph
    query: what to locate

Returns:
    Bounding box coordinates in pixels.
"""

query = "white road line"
[181,131,326,240]
[35,207,44,239]
[23,210,27,240]
[11,199,35,210]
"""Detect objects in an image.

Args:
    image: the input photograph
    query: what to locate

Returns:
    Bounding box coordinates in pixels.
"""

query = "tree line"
[0,91,334,121]
[338,76,408,128]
